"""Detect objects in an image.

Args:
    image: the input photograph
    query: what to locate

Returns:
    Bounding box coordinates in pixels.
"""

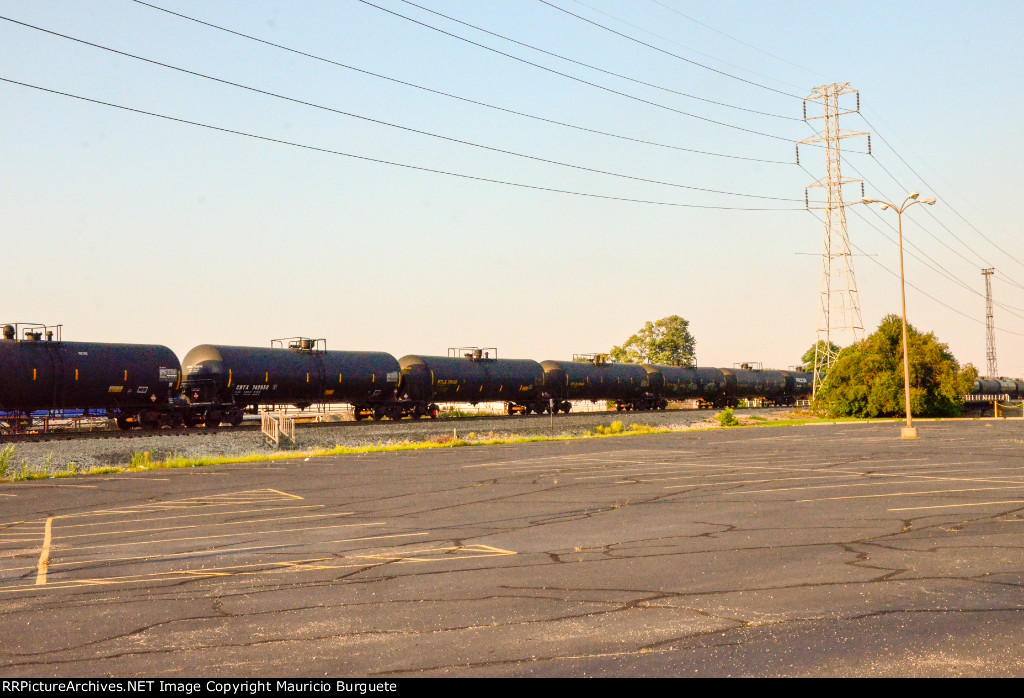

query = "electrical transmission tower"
[797,83,870,397]
[982,267,998,377]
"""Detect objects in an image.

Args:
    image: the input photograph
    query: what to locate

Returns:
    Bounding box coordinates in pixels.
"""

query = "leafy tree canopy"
[815,314,977,418]
[610,315,695,366]
[801,340,842,373]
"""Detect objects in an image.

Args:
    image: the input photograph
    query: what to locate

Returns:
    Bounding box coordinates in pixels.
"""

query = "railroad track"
[0,408,714,443]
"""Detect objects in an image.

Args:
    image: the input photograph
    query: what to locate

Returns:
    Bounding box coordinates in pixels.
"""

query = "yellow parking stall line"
[644,468,872,484]
[56,504,325,530]
[0,529,420,577]
[0,532,434,593]
[266,488,303,500]
[0,538,45,543]
[799,485,1024,503]
[324,543,516,564]
[462,456,589,470]
[52,512,354,540]
[0,494,15,498]
[35,517,52,585]
[60,521,389,553]
[26,484,98,490]
[653,472,870,488]
[731,470,1024,496]
[57,490,304,519]
[573,462,786,478]
[889,500,1024,511]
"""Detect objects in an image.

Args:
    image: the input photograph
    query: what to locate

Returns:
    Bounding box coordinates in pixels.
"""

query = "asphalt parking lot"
[2,419,1024,677]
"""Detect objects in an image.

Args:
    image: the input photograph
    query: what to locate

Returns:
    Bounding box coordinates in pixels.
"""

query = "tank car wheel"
[205,410,221,428]
[371,408,385,421]
[352,407,366,421]
[387,408,404,421]
[428,404,439,419]
[116,416,132,431]
[228,411,244,427]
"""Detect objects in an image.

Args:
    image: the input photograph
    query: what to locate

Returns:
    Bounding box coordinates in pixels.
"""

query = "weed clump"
[0,445,14,479]
[716,408,740,427]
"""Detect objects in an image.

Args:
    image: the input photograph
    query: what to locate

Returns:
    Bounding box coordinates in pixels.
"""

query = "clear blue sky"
[2,0,1022,374]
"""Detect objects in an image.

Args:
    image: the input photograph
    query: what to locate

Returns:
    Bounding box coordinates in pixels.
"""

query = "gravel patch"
[0,408,801,477]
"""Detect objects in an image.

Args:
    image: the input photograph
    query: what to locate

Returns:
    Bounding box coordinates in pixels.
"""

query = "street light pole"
[862,192,936,439]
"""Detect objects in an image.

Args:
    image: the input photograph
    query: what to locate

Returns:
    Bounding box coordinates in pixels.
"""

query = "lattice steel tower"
[982,267,997,377]
[798,83,870,397]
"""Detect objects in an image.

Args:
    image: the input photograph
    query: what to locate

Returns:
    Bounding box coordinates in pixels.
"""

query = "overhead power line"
[836,153,1024,317]
[805,210,1024,338]
[0,77,803,211]
[130,0,792,164]
[397,0,799,118]
[836,140,1024,289]
[0,15,799,202]
[847,147,1024,295]
[534,0,803,99]
[859,111,1024,274]
[565,0,810,92]
[849,205,1024,319]
[354,0,800,142]
[645,0,827,82]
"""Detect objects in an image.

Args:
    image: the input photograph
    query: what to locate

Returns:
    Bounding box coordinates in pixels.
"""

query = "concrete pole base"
[901,426,919,439]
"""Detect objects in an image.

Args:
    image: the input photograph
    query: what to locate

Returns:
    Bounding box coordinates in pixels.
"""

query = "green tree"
[815,314,977,418]
[801,340,841,373]
[610,315,695,366]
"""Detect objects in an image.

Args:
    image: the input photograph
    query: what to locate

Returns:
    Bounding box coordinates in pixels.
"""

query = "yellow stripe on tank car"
[227,369,232,388]
[75,369,79,381]
[33,369,36,381]
[307,373,310,383]
[338,373,343,383]
[265,372,269,383]
[124,370,128,382]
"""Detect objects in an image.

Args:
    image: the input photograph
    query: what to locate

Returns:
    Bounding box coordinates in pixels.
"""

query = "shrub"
[716,408,739,427]
[0,445,14,479]
[816,314,976,418]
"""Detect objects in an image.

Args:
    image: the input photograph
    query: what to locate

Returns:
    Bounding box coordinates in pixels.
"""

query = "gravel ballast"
[0,408,799,477]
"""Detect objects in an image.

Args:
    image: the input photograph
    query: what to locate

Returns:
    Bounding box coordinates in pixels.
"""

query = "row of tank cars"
[0,322,818,431]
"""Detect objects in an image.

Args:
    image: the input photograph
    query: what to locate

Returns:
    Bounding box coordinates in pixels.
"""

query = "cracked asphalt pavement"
[2,420,1024,677]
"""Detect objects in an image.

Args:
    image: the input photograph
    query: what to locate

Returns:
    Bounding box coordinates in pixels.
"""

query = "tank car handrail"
[1,323,62,342]
[271,337,326,353]
[448,347,497,361]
